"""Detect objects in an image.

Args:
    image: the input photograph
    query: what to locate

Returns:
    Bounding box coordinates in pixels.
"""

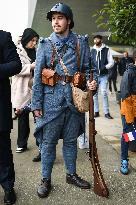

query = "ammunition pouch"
[73,71,86,90]
[42,68,74,86]
[42,68,57,86]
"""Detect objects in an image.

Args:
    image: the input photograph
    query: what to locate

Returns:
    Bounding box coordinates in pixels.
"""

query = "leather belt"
[56,75,73,83]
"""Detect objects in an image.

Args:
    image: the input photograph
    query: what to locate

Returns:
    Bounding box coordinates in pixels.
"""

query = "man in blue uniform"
[31,3,97,198]
[0,30,22,204]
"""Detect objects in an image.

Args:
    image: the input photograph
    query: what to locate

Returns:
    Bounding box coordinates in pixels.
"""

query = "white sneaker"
[109,91,113,95]
[78,134,89,149]
[16,147,27,153]
[79,142,89,149]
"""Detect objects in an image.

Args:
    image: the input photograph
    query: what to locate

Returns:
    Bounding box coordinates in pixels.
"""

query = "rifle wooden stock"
[89,71,109,198]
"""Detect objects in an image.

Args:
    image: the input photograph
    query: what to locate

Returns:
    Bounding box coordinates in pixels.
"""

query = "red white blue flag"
[122,130,136,142]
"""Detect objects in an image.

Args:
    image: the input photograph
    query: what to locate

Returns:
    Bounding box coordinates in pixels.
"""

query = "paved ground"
[1,75,136,204]
[1,116,136,205]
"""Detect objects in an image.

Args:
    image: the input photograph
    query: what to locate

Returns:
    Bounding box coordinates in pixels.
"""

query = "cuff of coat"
[31,104,42,112]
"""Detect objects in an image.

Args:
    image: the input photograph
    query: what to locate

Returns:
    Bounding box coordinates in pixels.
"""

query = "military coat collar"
[49,32,78,51]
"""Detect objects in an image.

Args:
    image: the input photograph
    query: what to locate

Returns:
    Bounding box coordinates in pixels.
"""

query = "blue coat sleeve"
[31,39,46,111]
[79,35,91,81]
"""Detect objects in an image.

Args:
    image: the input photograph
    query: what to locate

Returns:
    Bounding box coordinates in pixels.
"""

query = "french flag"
[122,130,136,142]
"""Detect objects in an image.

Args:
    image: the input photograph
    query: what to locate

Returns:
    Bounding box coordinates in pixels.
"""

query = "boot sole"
[66,180,91,189]
[37,191,50,198]
[120,170,129,175]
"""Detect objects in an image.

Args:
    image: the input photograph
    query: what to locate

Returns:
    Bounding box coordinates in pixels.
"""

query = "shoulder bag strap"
[48,39,69,75]
[49,38,80,76]
[75,38,80,71]
[50,46,55,68]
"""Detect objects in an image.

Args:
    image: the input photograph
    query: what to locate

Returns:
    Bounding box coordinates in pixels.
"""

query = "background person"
[0,30,22,205]
[134,56,136,65]
[90,35,114,119]
[12,35,22,121]
[120,63,136,175]
[11,28,39,153]
[119,51,134,76]
[108,57,119,94]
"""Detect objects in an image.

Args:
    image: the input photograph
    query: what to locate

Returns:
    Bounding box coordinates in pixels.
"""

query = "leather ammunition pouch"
[42,68,57,86]
[73,71,86,90]
[42,68,74,86]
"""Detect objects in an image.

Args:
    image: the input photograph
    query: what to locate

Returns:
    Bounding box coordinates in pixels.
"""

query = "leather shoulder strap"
[48,38,55,68]
[48,37,80,75]
[48,38,69,75]
[75,38,80,70]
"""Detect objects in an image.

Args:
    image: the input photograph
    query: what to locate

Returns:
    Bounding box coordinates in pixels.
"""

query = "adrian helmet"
[47,3,74,29]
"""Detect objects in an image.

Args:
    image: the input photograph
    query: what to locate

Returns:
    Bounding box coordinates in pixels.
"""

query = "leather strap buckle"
[61,81,66,85]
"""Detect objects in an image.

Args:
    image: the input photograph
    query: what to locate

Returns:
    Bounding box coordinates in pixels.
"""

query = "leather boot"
[37,179,51,198]
[66,173,91,189]
[105,113,113,119]
[4,188,16,205]
[94,112,100,117]
[32,153,41,162]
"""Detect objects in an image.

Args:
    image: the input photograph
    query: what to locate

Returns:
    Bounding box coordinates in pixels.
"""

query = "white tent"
[109,48,123,57]
[90,47,123,57]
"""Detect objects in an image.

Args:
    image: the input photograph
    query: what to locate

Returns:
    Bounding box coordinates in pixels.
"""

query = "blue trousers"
[41,108,81,179]
[121,116,136,160]
[93,75,109,114]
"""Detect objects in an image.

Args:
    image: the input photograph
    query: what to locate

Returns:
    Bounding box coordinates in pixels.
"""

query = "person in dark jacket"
[119,51,134,76]
[120,63,136,175]
[0,30,22,204]
[108,57,119,93]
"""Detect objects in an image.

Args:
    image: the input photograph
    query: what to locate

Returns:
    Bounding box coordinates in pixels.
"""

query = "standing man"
[31,2,97,198]
[119,51,134,76]
[0,30,22,204]
[90,35,114,119]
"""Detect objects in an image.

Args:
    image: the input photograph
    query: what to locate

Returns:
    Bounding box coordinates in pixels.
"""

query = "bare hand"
[31,62,35,70]
[33,110,42,118]
[15,109,22,115]
[87,80,97,90]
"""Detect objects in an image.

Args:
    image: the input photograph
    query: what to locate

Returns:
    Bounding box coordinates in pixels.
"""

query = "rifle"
[88,70,109,198]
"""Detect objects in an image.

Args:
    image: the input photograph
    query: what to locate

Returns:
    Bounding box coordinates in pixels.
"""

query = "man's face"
[94,38,102,46]
[124,52,128,58]
[52,13,70,35]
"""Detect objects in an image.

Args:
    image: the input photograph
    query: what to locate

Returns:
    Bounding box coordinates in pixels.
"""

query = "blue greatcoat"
[31,31,90,143]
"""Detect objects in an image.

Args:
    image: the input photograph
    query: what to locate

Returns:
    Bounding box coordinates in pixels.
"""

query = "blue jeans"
[41,108,81,179]
[93,75,109,114]
[121,116,136,160]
